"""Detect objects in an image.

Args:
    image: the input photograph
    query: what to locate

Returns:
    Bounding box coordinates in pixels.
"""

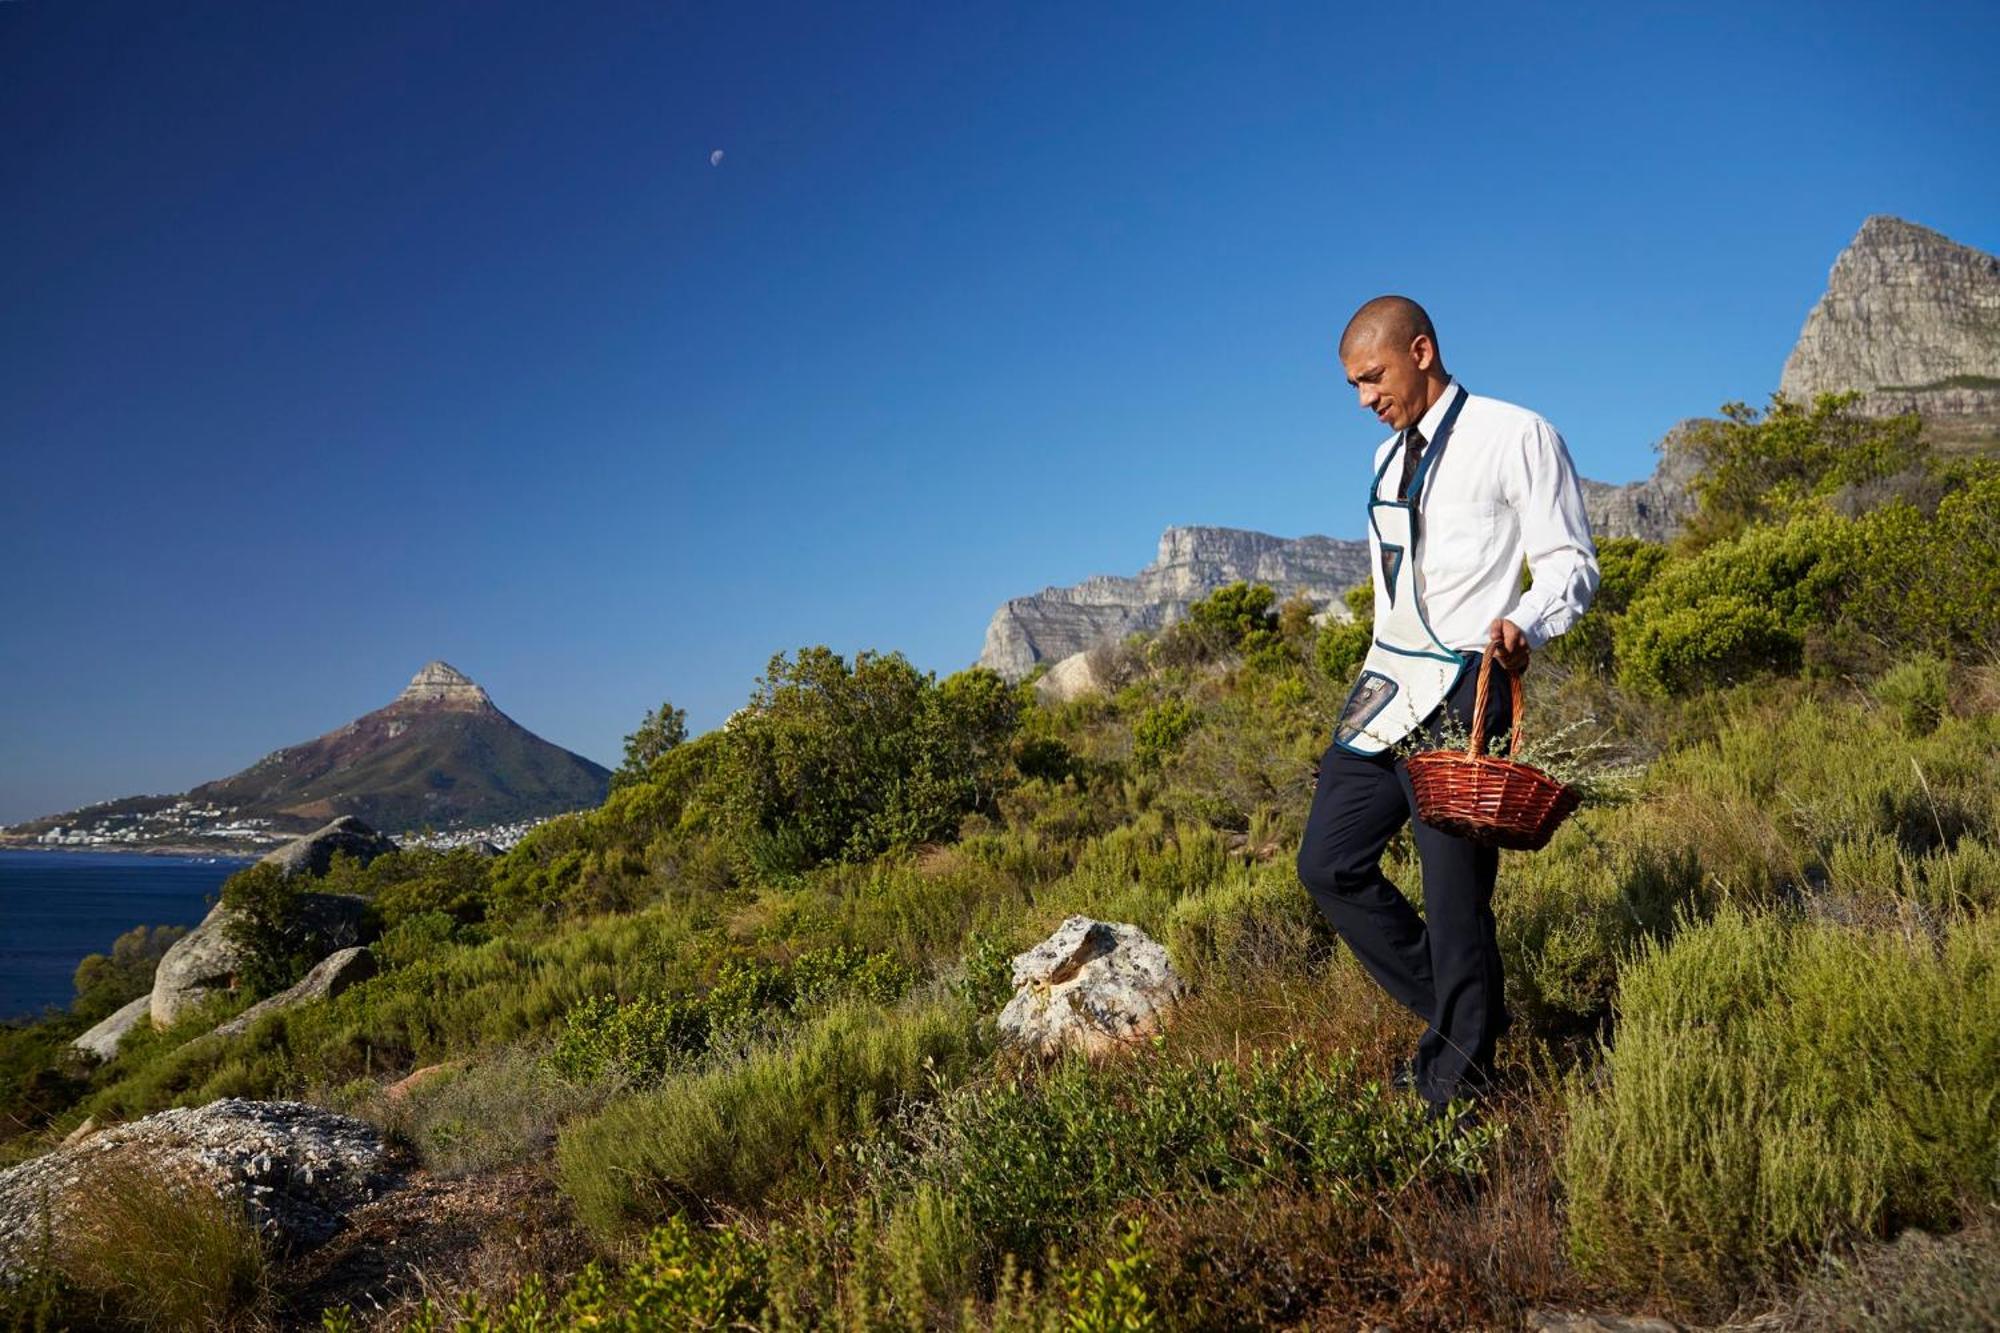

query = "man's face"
[1340,332,1436,432]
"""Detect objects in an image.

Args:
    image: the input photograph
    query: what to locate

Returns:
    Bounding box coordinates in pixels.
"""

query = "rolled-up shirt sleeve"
[1504,418,1600,649]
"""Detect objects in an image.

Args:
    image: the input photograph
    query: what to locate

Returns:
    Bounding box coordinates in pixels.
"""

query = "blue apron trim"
[1372,639,1464,665]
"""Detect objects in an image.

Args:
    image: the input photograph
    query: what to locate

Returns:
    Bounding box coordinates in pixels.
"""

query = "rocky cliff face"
[978,526,1370,679]
[1780,215,2000,448]
[1579,421,1707,545]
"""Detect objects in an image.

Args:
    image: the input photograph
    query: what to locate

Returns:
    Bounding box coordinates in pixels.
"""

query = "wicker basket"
[1405,647,1581,851]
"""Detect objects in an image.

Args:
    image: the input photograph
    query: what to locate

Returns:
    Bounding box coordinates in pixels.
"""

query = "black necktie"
[1397,426,1428,501]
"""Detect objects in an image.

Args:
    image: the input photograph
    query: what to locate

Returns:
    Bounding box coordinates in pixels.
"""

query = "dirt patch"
[277,1166,590,1328]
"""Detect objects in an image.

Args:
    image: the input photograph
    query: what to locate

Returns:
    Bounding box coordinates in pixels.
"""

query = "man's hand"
[1487,618,1531,674]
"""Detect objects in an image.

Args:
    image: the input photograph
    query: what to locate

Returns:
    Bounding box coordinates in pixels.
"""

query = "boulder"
[0,1099,399,1273]
[259,816,399,879]
[1033,651,1105,705]
[69,995,151,1063]
[997,916,1186,1056]
[211,947,377,1039]
[149,892,373,1029]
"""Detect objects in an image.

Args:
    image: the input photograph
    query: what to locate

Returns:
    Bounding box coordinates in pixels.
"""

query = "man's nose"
[1357,384,1379,409]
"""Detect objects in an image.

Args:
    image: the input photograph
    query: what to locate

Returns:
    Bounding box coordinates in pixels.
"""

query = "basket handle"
[1467,644,1524,758]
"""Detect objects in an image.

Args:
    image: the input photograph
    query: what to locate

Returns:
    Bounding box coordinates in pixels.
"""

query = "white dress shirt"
[1369,378,1599,651]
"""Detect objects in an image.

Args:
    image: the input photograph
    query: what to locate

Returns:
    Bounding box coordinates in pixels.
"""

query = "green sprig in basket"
[1406,646,1582,851]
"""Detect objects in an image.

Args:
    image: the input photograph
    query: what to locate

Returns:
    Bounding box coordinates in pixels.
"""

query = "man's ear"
[1410,334,1436,372]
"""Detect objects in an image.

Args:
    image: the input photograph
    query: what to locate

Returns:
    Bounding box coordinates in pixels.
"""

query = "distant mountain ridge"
[978,215,2000,677]
[979,526,1371,679]
[5,663,610,850]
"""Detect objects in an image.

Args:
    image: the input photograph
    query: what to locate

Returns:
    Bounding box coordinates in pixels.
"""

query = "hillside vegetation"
[4,391,1998,1330]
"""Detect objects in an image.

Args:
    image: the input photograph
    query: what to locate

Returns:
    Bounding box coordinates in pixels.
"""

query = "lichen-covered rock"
[69,995,150,1063]
[259,815,399,879]
[997,916,1186,1056]
[212,947,377,1039]
[0,1099,399,1274]
[149,893,373,1029]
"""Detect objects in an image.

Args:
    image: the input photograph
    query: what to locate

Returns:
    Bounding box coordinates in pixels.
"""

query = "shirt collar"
[1412,377,1461,442]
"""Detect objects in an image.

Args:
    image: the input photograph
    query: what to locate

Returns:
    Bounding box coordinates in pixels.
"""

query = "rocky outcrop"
[1780,215,2000,447]
[980,526,1371,679]
[396,660,493,710]
[259,816,399,879]
[69,995,151,1063]
[0,1099,399,1272]
[1579,423,1706,544]
[998,916,1186,1056]
[149,893,372,1029]
[212,948,377,1039]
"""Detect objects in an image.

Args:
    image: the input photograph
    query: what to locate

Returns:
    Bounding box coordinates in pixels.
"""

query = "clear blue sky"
[3,1,1996,824]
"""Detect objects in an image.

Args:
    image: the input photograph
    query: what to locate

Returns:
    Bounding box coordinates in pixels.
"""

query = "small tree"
[1678,392,1926,548]
[614,700,689,790]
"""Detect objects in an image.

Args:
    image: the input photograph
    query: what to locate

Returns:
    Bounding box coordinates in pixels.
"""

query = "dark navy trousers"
[1295,655,1514,1107]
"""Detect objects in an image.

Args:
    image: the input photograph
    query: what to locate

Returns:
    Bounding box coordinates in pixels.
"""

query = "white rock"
[1033,651,1104,705]
[997,916,1185,1056]
[70,995,151,1063]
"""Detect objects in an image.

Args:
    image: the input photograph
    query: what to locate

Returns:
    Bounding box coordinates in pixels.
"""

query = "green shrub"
[377,1045,611,1177]
[894,1042,1492,1278]
[1163,863,1333,982]
[712,649,1021,876]
[1133,699,1199,767]
[556,999,983,1240]
[612,698,689,792]
[547,947,916,1089]
[1564,906,2000,1305]
[1678,391,1925,545]
[1615,594,1800,696]
[1313,618,1372,686]
[1874,653,1952,736]
[1544,537,1668,675]
[1187,581,1281,655]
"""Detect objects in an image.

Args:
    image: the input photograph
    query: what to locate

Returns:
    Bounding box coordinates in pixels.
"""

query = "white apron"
[1333,388,1471,756]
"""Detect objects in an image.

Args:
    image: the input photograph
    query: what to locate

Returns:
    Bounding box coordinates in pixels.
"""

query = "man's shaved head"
[1336,295,1450,432]
[1338,295,1438,360]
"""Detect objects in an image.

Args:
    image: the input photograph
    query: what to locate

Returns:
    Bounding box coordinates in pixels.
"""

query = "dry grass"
[39,1151,272,1331]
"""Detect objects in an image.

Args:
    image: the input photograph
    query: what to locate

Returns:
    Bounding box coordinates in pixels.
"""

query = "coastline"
[0,841,261,861]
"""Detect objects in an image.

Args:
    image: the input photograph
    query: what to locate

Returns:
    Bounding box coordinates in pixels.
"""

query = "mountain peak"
[397,661,492,709]
[1779,216,2000,428]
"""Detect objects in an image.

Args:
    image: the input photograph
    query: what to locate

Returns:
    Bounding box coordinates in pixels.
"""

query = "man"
[1295,295,1598,1117]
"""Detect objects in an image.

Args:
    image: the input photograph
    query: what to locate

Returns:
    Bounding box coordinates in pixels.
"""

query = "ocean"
[0,849,251,1022]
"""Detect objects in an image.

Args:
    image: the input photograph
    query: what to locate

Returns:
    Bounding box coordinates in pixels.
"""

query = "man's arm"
[1492,416,1600,668]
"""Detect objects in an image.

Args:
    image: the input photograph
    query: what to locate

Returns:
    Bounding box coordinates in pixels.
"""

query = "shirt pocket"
[1419,500,1508,579]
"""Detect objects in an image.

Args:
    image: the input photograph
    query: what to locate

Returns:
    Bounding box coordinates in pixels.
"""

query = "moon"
[709,149,724,167]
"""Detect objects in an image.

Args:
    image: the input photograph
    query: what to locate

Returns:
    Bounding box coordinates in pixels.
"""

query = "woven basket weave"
[1405,647,1581,851]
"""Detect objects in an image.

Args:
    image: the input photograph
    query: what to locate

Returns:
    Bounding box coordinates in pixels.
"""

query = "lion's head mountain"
[6,662,610,853]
